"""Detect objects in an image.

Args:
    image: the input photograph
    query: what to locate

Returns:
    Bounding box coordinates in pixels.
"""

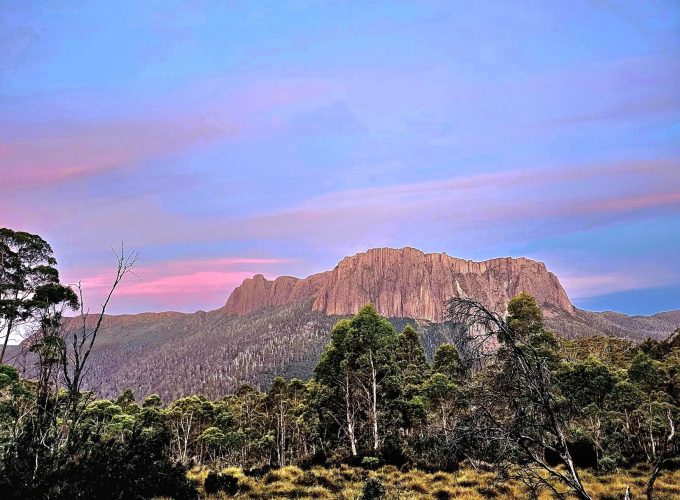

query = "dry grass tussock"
[187,465,680,499]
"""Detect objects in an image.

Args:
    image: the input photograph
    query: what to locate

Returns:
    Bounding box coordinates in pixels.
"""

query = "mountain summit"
[224,247,574,320]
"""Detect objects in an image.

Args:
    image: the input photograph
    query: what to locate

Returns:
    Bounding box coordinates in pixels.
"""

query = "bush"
[360,477,386,500]
[244,465,271,477]
[434,490,451,500]
[361,456,381,470]
[204,471,238,495]
[0,420,198,500]
[598,456,618,474]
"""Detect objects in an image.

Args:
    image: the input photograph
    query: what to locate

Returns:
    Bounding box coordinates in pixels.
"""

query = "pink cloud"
[63,256,289,313]
[0,144,14,157]
[0,117,238,190]
[559,272,672,299]
[1,76,334,191]
[233,158,680,245]
[580,191,680,213]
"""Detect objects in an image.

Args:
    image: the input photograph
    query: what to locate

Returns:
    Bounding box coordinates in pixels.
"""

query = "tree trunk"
[0,318,14,364]
[558,427,592,500]
[646,411,675,500]
[345,372,357,456]
[369,351,379,452]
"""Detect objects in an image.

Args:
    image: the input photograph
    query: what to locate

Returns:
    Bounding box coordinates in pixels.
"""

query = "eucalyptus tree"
[432,343,464,381]
[396,325,428,387]
[265,377,310,466]
[315,305,401,457]
[0,228,62,363]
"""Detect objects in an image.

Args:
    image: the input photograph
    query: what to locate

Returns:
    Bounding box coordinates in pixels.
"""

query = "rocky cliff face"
[223,247,574,321]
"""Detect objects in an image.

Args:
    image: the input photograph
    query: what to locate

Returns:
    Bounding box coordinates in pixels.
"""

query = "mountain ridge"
[223,247,574,321]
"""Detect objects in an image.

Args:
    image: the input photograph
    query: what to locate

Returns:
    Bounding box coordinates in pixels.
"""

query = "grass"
[188,464,680,499]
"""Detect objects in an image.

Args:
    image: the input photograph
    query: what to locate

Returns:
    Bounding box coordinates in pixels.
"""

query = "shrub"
[432,472,449,482]
[204,471,238,495]
[361,456,381,470]
[298,470,318,486]
[244,465,271,477]
[598,456,618,474]
[434,489,451,500]
[478,485,499,497]
[360,477,386,500]
[0,420,198,500]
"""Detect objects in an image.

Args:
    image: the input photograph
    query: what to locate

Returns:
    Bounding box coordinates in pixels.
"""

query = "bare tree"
[645,409,676,500]
[446,296,592,500]
[17,243,136,479]
[62,243,137,424]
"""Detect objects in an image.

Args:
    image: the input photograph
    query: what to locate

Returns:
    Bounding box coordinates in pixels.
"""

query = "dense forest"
[1,229,679,499]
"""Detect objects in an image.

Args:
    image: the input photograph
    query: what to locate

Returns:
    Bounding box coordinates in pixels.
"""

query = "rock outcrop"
[223,247,574,320]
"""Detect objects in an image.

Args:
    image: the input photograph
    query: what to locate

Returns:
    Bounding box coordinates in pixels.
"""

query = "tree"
[314,318,359,457]
[264,377,310,467]
[116,388,137,411]
[225,385,267,466]
[645,408,676,500]
[557,358,618,470]
[200,426,228,463]
[447,294,592,500]
[396,325,428,387]
[558,357,616,408]
[423,372,461,451]
[629,351,660,392]
[142,394,163,409]
[314,305,401,457]
[432,344,463,380]
[0,237,140,498]
[61,244,137,420]
[165,395,215,464]
[0,228,62,363]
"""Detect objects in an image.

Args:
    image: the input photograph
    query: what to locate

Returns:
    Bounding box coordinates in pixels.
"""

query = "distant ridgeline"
[10,247,680,401]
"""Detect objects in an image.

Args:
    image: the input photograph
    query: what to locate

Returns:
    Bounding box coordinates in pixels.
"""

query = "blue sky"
[1,1,679,315]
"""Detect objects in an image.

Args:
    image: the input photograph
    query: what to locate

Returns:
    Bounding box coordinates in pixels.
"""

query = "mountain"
[224,247,573,320]
[9,247,679,401]
[223,247,678,341]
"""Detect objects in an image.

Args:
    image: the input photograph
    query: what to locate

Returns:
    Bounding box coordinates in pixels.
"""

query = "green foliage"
[397,325,428,385]
[116,388,136,407]
[506,293,544,340]
[432,344,463,379]
[0,228,78,363]
[0,365,19,388]
[558,357,617,406]
[142,393,162,408]
[360,477,386,499]
[361,456,381,469]
[628,351,660,391]
[314,305,403,457]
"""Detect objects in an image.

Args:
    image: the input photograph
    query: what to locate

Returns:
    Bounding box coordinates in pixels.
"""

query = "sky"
[1,1,680,316]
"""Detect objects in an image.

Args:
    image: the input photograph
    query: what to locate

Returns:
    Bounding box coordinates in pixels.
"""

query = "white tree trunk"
[345,372,357,456]
[369,351,379,452]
